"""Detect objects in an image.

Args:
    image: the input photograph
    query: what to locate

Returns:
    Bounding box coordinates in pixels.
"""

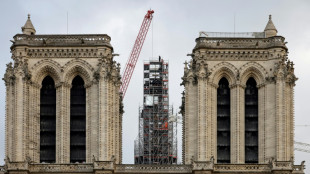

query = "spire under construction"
[134,56,177,164]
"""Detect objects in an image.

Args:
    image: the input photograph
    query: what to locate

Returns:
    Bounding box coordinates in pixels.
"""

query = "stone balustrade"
[115,164,192,173]
[0,165,5,173]
[0,162,305,173]
[293,165,305,173]
[12,34,112,48]
[194,36,287,51]
[29,163,93,173]
[214,164,270,172]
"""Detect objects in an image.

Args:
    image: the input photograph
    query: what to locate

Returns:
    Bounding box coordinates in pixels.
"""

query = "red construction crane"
[120,10,154,98]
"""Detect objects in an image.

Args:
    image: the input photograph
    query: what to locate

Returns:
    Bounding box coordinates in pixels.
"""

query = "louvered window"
[40,76,56,163]
[245,77,258,163]
[217,78,230,163]
[70,76,86,163]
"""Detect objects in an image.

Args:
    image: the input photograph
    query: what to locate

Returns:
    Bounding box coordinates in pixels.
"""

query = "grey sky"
[0,0,309,172]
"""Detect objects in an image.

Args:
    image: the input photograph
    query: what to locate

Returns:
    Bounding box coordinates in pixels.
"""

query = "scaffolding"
[134,57,177,164]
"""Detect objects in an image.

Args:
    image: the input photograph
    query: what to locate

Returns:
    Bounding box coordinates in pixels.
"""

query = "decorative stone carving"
[192,161,214,171]
[210,62,238,85]
[273,56,298,85]
[94,161,114,171]
[3,62,15,86]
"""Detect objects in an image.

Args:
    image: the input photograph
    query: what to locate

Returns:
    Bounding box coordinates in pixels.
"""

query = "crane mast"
[120,10,154,98]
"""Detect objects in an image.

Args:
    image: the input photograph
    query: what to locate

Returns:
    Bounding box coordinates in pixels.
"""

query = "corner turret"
[21,14,36,35]
[264,15,277,38]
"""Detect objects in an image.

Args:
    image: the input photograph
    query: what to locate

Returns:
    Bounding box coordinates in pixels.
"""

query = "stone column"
[265,82,276,161]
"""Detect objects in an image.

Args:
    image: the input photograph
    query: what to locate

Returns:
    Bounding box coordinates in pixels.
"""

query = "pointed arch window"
[70,76,86,163]
[245,77,258,163]
[40,76,56,163]
[217,78,230,163]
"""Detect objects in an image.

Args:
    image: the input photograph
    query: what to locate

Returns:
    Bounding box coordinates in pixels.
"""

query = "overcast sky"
[0,0,309,171]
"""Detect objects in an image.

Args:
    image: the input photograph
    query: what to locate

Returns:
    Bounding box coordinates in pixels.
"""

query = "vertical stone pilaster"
[258,84,266,163]
[59,83,71,163]
[99,78,107,161]
[230,85,237,163]
[183,83,189,164]
[285,84,294,160]
[86,83,94,163]
[276,75,286,161]
[24,81,29,161]
[5,81,13,161]
[290,87,295,160]
[114,83,121,164]
[206,82,212,159]
[107,80,112,160]
[33,83,40,163]
[14,74,25,161]
[239,85,245,163]
[92,82,100,161]
[230,84,244,163]
[265,83,276,161]
[197,76,206,161]
[210,84,217,161]
[27,83,36,162]
[184,77,197,164]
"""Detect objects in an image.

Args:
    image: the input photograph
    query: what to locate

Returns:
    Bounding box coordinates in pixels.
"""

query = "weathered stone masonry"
[3,15,123,165]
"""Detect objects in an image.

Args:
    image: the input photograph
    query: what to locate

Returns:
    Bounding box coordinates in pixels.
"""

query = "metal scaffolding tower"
[134,57,177,164]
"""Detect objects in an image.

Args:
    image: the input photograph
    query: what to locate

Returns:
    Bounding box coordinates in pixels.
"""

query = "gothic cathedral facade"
[0,15,305,174]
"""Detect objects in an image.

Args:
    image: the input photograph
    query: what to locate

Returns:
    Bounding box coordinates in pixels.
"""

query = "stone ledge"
[11,34,112,49]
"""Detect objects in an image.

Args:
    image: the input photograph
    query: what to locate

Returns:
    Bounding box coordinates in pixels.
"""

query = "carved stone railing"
[12,34,112,48]
[0,165,6,173]
[6,162,28,171]
[293,165,305,173]
[29,163,93,173]
[271,161,293,171]
[93,161,114,170]
[115,164,192,173]
[192,161,213,170]
[1,162,305,173]
[194,36,287,51]
[214,164,270,172]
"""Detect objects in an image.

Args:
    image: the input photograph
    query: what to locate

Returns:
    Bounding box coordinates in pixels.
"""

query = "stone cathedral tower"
[181,16,304,173]
[3,15,123,173]
[1,15,305,174]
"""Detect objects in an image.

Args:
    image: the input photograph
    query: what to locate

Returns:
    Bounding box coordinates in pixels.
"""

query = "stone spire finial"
[264,14,277,38]
[21,14,36,35]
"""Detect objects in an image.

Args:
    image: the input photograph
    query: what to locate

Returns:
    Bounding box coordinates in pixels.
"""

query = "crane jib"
[120,10,154,98]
